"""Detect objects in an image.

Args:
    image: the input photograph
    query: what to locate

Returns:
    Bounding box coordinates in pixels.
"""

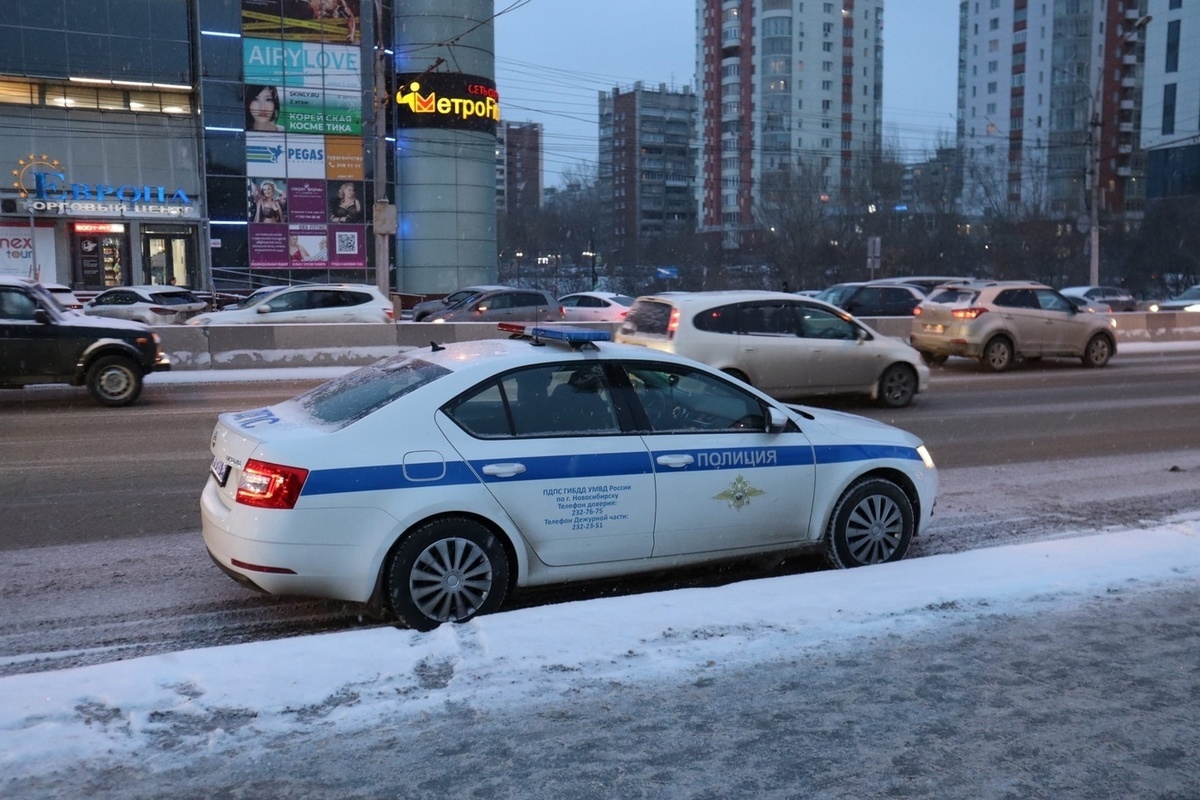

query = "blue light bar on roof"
[496,323,612,342]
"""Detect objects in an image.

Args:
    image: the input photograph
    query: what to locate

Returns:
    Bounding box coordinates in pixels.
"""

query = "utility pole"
[1088,100,1101,287]
[371,0,394,297]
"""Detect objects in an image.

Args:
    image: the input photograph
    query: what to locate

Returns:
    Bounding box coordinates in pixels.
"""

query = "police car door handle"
[482,462,526,478]
[656,454,694,469]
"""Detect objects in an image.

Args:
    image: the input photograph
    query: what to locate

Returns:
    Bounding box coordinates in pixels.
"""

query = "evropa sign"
[11,155,197,218]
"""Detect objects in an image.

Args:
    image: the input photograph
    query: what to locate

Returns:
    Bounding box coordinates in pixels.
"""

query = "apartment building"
[958,0,1149,219]
[598,82,698,263]
[696,0,884,252]
[1142,0,1200,199]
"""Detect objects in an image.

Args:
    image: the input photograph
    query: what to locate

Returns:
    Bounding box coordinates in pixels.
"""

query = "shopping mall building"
[0,0,498,296]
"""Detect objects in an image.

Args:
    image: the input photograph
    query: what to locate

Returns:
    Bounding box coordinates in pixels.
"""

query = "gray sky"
[493,0,960,184]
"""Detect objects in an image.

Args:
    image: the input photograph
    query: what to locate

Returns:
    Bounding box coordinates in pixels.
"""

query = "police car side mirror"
[766,406,787,433]
[34,308,51,325]
[256,304,272,314]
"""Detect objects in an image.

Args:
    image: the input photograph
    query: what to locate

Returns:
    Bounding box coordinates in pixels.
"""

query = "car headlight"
[916,445,935,469]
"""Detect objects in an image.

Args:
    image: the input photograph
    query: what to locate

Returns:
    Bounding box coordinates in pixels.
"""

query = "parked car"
[1060,285,1138,313]
[188,284,393,325]
[201,323,938,630]
[910,280,1117,372]
[867,276,975,293]
[411,284,509,322]
[44,283,83,310]
[427,287,562,324]
[816,282,925,317]
[615,291,929,408]
[220,285,288,310]
[1147,285,1200,313]
[558,291,635,322]
[0,276,170,406]
[84,285,207,325]
[1064,295,1112,314]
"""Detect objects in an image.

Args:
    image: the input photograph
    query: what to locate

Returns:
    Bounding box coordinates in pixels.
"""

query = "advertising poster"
[288,226,329,268]
[248,178,288,223]
[249,223,290,268]
[245,132,288,177]
[284,134,327,178]
[243,0,361,45]
[244,38,361,90]
[281,87,362,135]
[287,179,327,224]
[327,180,363,224]
[327,224,365,267]
[0,222,56,277]
[324,136,364,180]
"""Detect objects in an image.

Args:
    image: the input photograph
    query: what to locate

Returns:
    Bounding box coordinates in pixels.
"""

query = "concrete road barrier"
[155,315,1200,371]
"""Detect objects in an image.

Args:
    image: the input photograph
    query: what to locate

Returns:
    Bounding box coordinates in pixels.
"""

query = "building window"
[1166,20,1180,73]
[1162,83,1177,135]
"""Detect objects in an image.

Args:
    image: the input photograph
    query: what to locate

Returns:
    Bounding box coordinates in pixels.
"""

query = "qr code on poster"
[334,231,359,255]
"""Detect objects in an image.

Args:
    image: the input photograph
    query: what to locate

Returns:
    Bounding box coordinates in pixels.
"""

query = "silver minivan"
[615,291,929,408]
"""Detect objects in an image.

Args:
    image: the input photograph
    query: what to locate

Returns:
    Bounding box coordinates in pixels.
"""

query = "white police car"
[202,325,938,630]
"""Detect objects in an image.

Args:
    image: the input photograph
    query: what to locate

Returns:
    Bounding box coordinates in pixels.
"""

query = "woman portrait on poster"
[251,180,286,223]
[245,85,285,132]
[330,181,363,224]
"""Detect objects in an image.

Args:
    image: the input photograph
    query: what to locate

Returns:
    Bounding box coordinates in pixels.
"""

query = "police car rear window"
[291,354,450,428]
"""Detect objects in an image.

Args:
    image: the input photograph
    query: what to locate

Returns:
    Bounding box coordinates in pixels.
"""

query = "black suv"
[0,276,171,406]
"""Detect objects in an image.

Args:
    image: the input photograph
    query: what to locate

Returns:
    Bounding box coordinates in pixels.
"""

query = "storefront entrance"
[73,223,128,287]
[143,228,197,287]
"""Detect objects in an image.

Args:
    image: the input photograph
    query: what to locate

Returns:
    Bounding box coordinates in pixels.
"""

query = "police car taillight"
[236,459,309,509]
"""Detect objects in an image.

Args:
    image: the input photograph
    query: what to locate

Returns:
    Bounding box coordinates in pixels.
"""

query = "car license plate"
[210,457,231,487]
[922,323,945,334]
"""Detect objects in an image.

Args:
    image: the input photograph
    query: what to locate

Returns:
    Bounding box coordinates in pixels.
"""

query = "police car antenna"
[430,341,445,352]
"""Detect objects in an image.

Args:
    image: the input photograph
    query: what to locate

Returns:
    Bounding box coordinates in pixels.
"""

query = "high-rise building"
[598,82,698,263]
[695,0,884,253]
[958,0,1149,220]
[1143,0,1200,200]
[497,121,543,216]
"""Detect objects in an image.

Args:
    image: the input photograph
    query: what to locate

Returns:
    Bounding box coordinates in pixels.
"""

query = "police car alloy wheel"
[385,517,510,631]
[824,478,915,568]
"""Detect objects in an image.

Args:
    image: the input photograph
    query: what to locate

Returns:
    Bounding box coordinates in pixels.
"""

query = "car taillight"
[149,306,175,315]
[236,459,309,509]
[952,307,988,320]
[668,308,681,339]
[384,307,395,320]
[913,306,923,316]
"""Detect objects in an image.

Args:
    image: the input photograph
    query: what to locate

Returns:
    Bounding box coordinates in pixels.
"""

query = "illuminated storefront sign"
[395,73,500,133]
[11,154,197,218]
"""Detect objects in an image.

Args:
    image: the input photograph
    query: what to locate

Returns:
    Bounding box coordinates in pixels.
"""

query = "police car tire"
[824,478,914,569]
[86,355,143,407]
[385,517,509,631]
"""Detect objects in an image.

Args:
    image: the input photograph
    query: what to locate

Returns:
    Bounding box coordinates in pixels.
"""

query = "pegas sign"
[11,154,197,218]
[394,72,500,134]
